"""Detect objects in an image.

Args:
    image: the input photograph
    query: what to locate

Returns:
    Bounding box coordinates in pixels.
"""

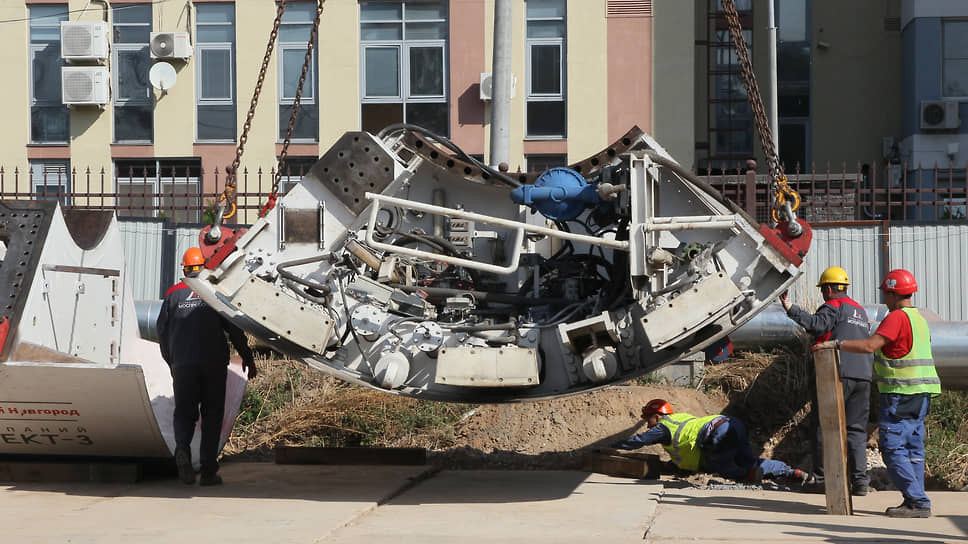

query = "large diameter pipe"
[734,305,968,391]
[136,299,164,342]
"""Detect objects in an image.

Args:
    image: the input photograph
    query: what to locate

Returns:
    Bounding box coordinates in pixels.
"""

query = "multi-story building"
[0,0,655,222]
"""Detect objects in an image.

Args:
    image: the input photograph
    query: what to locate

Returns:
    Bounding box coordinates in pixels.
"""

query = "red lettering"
[8,408,17,414]
[70,411,80,417]
[42,410,52,415]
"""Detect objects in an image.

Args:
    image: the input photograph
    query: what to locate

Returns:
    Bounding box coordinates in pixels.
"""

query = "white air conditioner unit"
[920,100,961,131]
[62,66,110,106]
[150,32,193,60]
[479,72,516,101]
[61,21,109,61]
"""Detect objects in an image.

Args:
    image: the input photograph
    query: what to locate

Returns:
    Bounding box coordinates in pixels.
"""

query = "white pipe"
[644,215,740,231]
[767,0,779,154]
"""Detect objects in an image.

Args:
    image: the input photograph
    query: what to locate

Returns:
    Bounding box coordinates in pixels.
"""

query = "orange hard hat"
[642,399,674,418]
[880,268,917,295]
[181,247,205,267]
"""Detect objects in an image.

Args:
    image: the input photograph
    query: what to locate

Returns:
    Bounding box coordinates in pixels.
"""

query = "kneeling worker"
[611,399,810,484]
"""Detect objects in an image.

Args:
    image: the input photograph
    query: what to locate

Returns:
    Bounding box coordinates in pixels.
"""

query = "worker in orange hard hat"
[780,266,873,496]
[157,247,257,487]
[609,399,810,485]
[814,268,940,518]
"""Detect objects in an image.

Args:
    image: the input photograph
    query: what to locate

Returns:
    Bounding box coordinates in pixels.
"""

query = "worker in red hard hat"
[780,266,873,496]
[609,399,810,485]
[157,247,257,487]
[814,268,941,518]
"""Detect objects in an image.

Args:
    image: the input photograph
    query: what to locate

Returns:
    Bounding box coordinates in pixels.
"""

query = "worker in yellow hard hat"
[157,247,257,487]
[779,266,872,496]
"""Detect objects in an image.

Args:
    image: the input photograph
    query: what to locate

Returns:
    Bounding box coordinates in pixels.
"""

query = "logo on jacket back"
[177,290,205,309]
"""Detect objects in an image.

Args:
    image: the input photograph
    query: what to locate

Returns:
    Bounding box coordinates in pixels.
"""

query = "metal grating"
[606,0,652,18]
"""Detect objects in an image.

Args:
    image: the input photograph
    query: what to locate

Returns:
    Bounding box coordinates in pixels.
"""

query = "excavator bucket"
[190,126,812,402]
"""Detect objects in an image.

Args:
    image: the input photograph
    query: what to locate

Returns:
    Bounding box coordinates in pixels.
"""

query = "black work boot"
[174,448,195,485]
[885,502,931,518]
[851,481,869,496]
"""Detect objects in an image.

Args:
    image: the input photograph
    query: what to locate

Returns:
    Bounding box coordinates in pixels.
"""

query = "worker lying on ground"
[608,399,811,484]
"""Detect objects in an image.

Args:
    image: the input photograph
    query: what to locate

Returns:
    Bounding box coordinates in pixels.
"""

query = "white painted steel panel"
[787,224,883,311]
[889,223,968,321]
[120,219,165,299]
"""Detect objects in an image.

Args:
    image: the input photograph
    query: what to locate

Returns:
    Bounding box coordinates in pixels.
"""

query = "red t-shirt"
[874,309,915,359]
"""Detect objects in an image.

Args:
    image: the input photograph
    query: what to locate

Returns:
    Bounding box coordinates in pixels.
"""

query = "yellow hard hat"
[817,266,849,287]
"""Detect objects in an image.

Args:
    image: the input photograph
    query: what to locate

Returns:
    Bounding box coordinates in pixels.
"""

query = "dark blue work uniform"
[157,274,253,478]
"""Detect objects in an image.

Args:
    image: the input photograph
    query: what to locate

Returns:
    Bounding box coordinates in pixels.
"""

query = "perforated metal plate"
[304,132,396,215]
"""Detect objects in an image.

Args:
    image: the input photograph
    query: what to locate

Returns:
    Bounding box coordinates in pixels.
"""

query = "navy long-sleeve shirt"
[611,425,671,450]
[786,294,872,380]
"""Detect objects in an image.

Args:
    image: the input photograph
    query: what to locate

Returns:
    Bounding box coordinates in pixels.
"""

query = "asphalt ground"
[1,461,965,543]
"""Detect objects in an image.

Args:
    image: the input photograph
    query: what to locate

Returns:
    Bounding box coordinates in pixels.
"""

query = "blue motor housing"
[509,167,599,221]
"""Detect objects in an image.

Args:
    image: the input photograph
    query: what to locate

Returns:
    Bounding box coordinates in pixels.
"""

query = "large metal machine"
[191,125,812,402]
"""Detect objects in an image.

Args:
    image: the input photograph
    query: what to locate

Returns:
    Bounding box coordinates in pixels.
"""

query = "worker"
[610,399,811,484]
[779,266,872,496]
[813,268,940,518]
[157,247,257,486]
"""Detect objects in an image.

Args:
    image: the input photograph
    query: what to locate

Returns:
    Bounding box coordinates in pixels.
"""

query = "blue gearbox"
[509,167,600,221]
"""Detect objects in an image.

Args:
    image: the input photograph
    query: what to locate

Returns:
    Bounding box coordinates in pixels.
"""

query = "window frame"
[28,5,70,145]
[359,1,449,134]
[194,4,237,143]
[112,4,153,144]
[525,0,567,139]
[114,158,202,221]
[942,19,968,99]
[277,3,320,143]
[29,159,71,205]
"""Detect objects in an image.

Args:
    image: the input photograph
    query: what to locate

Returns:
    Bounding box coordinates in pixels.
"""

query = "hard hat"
[181,247,205,267]
[641,399,674,417]
[880,268,917,295]
[817,266,850,287]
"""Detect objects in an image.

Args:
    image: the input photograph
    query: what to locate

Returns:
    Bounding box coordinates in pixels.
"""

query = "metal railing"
[3,161,967,225]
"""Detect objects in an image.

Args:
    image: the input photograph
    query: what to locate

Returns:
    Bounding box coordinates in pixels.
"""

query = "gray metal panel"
[787,224,883,310]
[119,219,165,300]
[172,225,201,287]
[889,223,968,321]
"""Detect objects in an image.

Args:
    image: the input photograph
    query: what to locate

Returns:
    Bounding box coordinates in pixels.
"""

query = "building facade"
[0,0,654,222]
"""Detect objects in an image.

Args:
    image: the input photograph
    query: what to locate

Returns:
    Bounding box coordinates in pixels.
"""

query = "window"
[943,20,968,97]
[360,1,449,136]
[776,0,810,172]
[711,29,753,158]
[113,4,153,142]
[526,0,566,138]
[29,160,70,204]
[195,4,236,141]
[115,159,202,222]
[279,156,318,192]
[278,2,319,141]
[29,5,70,143]
[526,154,567,173]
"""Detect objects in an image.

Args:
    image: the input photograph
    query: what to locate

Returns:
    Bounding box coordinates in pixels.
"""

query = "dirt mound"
[452,385,726,455]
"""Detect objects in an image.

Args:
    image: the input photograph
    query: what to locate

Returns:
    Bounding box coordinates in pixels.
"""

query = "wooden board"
[582,451,662,479]
[813,348,852,515]
[274,446,426,465]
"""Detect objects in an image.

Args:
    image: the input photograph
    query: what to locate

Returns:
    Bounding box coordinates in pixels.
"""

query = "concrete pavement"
[0,461,964,543]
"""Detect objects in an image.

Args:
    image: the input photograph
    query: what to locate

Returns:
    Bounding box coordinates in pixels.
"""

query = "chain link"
[720,0,800,223]
[217,0,290,217]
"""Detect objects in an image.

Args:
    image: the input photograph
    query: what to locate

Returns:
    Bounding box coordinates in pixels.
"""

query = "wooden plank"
[274,446,426,465]
[582,451,662,479]
[813,348,852,515]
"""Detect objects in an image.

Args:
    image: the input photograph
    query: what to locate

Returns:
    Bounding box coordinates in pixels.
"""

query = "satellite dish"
[149,62,177,92]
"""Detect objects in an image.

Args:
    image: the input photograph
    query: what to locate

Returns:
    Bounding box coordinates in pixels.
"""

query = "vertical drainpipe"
[489,0,512,168]
[767,0,779,156]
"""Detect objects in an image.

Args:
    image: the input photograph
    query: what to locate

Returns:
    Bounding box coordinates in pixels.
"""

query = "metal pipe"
[733,305,968,390]
[135,299,163,342]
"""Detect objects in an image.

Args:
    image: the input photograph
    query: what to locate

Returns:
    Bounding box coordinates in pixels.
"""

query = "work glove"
[779,292,793,313]
[812,340,838,351]
[243,359,259,379]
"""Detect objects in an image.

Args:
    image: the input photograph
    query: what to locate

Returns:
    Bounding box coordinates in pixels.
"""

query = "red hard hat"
[181,247,205,267]
[642,399,674,417]
[880,268,917,295]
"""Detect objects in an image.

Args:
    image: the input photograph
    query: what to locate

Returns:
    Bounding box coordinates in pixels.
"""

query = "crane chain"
[720,0,800,226]
[263,0,326,218]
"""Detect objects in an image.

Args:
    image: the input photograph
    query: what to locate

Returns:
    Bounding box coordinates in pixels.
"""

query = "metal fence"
[6,161,968,225]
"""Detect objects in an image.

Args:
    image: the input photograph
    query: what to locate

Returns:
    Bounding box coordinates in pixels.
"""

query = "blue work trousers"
[701,417,791,481]
[878,393,931,509]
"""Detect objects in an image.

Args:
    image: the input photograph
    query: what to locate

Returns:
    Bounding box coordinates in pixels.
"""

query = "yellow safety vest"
[874,307,941,396]
[658,412,720,472]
